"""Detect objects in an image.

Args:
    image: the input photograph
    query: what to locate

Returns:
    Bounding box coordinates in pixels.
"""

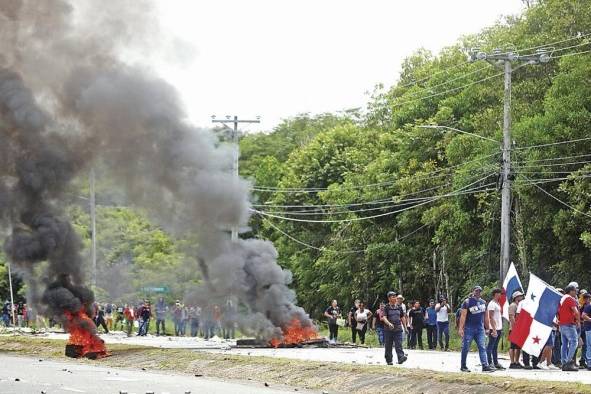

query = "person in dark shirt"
[381,292,408,365]
[408,301,425,350]
[425,299,437,350]
[458,286,493,373]
[324,300,341,344]
[581,293,591,370]
[348,299,360,344]
[94,305,109,334]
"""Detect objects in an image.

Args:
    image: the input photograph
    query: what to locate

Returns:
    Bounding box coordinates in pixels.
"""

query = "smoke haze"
[0,0,310,338]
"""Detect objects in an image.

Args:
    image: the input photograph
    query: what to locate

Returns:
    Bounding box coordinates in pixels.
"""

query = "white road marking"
[62,387,85,392]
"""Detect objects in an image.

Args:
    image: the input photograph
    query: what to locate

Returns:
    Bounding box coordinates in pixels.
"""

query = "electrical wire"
[513,153,591,164]
[250,174,495,223]
[521,175,591,218]
[252,152,499,193]
[253,162,499,208]
[514,137,591,150]
[514,160,591,168]
[260,183,496,216]
[554,48,591,59]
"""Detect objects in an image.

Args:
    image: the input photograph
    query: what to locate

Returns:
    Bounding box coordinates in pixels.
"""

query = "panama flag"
[501,262,523,321]
[508,273,562,357]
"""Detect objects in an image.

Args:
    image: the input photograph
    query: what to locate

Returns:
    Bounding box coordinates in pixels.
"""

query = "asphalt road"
[0,354,304,394]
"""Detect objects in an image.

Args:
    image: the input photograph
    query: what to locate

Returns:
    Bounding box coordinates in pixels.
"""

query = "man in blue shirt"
[458,286,494,373]
[425,300,437,350]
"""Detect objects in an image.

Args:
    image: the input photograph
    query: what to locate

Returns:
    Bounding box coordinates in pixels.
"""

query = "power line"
[513,153,591,164]
[554,48,591,59]
[251,175,495,223]
[396,32,591,90]
[252,152,499,193]
[259,183,496,216]
[514,137,591,150]
[260,215,365,254]
[514,160,591,168]
[522,176,591,219]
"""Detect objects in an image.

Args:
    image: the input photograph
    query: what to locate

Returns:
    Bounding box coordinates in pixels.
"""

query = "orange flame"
[269,318,318,347]
[65,308,108,358]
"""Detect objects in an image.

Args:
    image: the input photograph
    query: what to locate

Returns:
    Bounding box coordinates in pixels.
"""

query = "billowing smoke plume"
[0,0,310,338]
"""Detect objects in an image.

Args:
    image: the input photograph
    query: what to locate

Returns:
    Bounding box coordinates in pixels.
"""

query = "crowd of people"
[91,297,238,339]
[325,281,591,372]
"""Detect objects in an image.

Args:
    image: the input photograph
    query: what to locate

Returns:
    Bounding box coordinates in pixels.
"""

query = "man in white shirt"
[435,297,450,351]
[486,288,505,370]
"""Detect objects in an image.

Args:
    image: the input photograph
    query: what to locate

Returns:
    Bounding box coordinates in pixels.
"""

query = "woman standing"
[354,301,373,345]
[324,300,341,344]
[408,301,425,350]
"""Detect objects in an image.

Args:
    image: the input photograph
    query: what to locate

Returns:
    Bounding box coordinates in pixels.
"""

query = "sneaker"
[537,362,548,370]
[387,362,393,365]
[547,364,560,370]
[494,364,506,370]
[398,356,408,365]
[579,363,588,370]
[523,365,533,370]
[460,367,471,373]
[562,362,578,372]
[509,363,523,369]
[482,366,495,372]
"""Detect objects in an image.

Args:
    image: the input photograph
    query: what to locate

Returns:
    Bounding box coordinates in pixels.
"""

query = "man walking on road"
[425,300,437,350]
[435,297,450,351]
[486,288,505,370]
[381,292,407,365]
[458,285,494,373]
[559,284,581,371]
[348,299,360,344]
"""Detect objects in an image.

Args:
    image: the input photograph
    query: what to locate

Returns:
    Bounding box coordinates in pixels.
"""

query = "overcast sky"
[154,0,525,132]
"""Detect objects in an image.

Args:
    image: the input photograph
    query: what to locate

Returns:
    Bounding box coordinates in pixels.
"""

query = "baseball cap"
[387,291,397,298]
[565,285,577,293]
[568,281,579,289]
[512,290,524,300]
[473,285,483,291]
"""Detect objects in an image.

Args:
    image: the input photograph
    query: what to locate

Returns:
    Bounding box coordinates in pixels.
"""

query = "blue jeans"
[461,326,488,369]
[437,321,449,349]
[376,326,384,346]
[561,324,578,364]
[486,330,502,365]
[585,328,591,365]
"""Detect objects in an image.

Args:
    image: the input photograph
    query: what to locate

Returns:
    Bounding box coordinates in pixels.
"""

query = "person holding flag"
[501,262,523,321]
[509,274,563,369]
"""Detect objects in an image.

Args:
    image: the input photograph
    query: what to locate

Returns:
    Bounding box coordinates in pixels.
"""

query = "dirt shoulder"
[0,335,585,394]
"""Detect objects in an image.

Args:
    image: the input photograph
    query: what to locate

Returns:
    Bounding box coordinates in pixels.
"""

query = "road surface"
[0,354,306,394]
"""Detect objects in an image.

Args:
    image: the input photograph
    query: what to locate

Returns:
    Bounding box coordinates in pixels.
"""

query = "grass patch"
[0,335,586,394]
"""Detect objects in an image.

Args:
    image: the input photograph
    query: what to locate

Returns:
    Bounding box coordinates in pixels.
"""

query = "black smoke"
[0,0,311,338]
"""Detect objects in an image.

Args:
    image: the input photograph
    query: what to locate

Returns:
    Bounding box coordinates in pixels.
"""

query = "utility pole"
[470,48,551,283]
[89,168,97,288]
[212,115,260,241]
[7,261,16,326]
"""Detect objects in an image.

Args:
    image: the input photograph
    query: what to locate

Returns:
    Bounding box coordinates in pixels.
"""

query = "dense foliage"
[240,0,591,317]
[2,0,589,321]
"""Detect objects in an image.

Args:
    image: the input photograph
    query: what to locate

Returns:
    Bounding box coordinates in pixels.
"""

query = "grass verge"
[0,335,586,394]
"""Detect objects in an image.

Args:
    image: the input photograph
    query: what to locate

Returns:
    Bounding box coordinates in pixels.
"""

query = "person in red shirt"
[559,285,581,371]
